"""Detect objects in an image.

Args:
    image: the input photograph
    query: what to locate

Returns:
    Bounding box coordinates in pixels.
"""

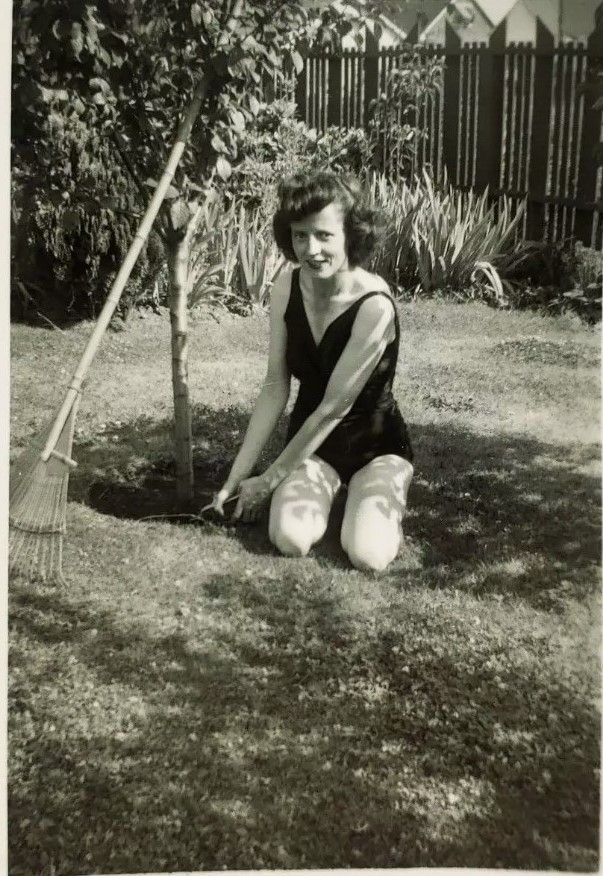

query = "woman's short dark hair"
[272,171,384,266]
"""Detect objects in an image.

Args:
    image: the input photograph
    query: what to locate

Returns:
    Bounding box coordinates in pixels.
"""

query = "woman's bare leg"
[341,454,414,572]
[269,455,341,557]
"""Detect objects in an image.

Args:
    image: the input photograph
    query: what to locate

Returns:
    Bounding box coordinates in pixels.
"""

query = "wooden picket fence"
[294,18,603,249]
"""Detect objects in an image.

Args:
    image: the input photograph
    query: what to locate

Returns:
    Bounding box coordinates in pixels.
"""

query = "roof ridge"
[328,0,408,39]
[472,0,520,28]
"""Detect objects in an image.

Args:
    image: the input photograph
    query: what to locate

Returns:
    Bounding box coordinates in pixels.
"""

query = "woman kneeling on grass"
[213,171,414,572]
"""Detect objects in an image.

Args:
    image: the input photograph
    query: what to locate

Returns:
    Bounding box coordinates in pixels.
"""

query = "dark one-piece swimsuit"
[284,268,413,485]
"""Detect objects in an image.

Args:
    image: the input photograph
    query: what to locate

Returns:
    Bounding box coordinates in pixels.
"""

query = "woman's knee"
[344,531,400,572]
[268,461,337,557]
[340,454,411,571]
[268,500,320,556]
[269,518,313,557]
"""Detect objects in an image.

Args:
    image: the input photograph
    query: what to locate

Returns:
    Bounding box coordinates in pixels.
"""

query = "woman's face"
[290,201,349,278]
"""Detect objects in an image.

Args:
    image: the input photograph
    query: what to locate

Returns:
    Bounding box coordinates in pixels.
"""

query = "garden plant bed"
[493,336,601,367]
[88,456,234,524]
[8,300,601,873]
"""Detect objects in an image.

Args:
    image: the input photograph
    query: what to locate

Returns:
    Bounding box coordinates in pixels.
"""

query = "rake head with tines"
[9,397,80,585]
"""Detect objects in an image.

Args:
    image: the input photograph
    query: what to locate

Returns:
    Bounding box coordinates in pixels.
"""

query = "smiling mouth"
[307,260,327,268]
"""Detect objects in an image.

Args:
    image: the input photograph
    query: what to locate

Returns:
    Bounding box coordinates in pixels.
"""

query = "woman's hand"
[212,482,239,516]
[232,475,273,523]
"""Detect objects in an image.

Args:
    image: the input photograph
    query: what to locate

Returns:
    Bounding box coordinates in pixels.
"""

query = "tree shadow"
[71,402,601,606]
[73,403,352,566]
[406,422,600,607]
[72,404,256,518]
[9,574,600,872]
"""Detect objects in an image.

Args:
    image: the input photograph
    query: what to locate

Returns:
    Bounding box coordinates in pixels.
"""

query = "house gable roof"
[419,1,494,44]
[524,0,600,40]
[303,0,408,43]
[419,0,599,45]
[306,0,599,45]
[476,0,520,27]
[385,0,448,34]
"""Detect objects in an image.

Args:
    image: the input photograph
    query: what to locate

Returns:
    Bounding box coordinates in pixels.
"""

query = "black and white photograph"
[6,0,602,872]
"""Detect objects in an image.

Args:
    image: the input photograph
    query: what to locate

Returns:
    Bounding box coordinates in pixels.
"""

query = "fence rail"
[294,18,603,249]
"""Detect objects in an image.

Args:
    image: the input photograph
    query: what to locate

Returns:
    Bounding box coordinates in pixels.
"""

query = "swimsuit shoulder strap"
[284,267,302,321]
[349,289,399,341]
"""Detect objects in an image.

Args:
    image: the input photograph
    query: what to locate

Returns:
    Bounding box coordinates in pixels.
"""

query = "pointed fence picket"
[293,18,603,247]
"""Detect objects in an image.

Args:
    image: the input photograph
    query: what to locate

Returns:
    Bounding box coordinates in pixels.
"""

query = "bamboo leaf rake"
[9,1,244,585]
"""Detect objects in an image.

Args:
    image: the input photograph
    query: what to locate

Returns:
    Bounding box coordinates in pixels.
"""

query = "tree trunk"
[167,234,194,504]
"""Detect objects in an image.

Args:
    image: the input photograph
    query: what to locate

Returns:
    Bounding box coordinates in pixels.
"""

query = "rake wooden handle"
[49,450,78,468]
[41,0,245,464]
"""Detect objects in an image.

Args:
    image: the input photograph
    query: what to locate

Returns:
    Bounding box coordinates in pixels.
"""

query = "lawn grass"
[8,300,601,872]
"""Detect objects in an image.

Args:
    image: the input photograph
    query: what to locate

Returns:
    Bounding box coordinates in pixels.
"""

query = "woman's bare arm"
[216,272,292,500]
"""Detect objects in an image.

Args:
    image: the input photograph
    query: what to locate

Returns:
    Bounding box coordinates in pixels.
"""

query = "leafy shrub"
[226,100,315,216]
[367,172,423,288]
[574,241,602,290]
[500,283,601,323]
[494,238,577,289]
[227,98,371,221]
[495,239,602,323]
[194,169,528,314]
[192,170,599,323]
[409,174,524,302]
[368,48,444,179]
[368,171,526,304]
[313,126,372,176]
[11,106,164,323]
[236,207,287,312]
[189,198,285,314]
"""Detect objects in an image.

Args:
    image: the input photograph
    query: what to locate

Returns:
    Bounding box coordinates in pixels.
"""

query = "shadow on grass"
[71,404,258,520]
[71,403,352,568]
[73,402,601,605]
[9,574,600,873]
[407,424,601,606]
